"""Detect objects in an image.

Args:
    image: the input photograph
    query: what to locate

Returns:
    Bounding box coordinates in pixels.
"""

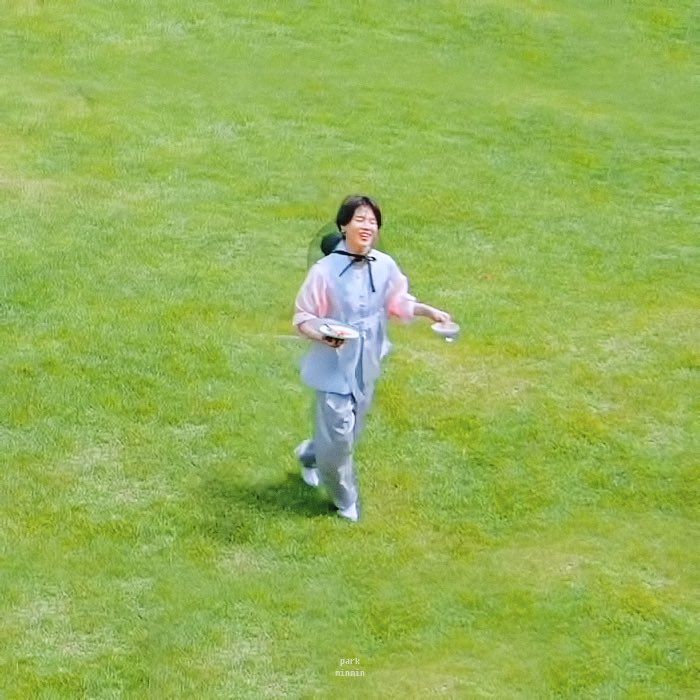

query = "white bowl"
[431,321,460,341]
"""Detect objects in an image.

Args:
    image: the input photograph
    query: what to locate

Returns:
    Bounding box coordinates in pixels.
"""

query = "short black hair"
[335,195,382,231]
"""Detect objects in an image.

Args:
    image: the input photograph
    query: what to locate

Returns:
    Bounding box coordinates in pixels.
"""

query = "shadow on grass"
[197,470,335,544]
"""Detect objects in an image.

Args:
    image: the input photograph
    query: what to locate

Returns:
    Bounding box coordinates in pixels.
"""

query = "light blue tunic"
[293,240,416,401]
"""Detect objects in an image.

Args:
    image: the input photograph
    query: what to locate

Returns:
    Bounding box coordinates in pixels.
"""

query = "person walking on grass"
[293,194,451,521]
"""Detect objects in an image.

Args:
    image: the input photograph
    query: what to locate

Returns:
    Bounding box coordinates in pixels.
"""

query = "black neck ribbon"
[332,250,376,292]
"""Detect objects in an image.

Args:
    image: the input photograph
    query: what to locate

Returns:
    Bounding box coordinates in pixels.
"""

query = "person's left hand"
[432,309,451,324]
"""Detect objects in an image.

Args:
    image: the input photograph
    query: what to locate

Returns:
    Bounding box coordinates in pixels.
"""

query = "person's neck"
[345,241,371,256]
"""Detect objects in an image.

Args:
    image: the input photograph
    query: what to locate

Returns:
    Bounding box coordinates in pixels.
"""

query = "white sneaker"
[337,502,359,522]
[295,440,320,487]
[294,440,313,466]
[301,467,320,488]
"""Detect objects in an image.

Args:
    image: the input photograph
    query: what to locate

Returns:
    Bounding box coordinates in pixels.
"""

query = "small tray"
[318,321,360,340]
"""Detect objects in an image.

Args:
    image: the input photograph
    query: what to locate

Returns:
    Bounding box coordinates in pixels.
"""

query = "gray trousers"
[300,389,374,510]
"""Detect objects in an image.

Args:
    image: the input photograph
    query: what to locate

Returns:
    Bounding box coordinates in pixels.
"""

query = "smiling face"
[342,205,379,255]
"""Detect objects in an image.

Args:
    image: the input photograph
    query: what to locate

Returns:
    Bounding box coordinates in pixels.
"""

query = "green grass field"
[1,1,698,697]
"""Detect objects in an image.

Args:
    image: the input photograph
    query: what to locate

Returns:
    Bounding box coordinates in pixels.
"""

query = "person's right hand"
[322,336,344,349]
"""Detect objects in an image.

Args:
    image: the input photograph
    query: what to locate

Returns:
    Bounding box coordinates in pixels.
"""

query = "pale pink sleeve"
[293,265,331,326]
[387,262,416,321]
